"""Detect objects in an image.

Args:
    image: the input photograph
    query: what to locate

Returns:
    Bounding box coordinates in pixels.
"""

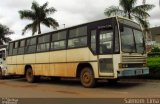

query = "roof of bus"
[9,16,139,43]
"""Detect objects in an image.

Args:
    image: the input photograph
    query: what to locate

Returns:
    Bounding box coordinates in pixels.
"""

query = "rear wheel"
[80,67,96,88]
[0,69,3,79]
[25,67,35,83]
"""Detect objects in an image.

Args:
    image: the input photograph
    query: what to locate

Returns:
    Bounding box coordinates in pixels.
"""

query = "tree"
[0,24,13,45]
[19,1,59,35]
[104,0,155,30]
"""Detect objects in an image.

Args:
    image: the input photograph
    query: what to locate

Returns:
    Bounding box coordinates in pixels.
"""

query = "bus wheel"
[80,67,96,88]
[0,69,3,79]
[25,68,35,83]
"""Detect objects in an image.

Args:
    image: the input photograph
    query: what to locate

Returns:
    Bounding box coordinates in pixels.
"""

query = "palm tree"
[19,1,59,35]
[104,0,155,30]
[0,24,13,45]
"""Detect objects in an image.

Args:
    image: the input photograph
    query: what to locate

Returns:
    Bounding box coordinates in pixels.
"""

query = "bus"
[0,45,7,79]
[5,16,149,88]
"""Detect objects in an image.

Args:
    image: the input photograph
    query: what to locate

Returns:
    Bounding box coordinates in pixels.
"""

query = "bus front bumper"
[118,67,149,77]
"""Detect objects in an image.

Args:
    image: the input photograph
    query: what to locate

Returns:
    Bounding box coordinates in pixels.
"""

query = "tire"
[80,67,96,88]
[0,69,3,79]
[25,67,35,83]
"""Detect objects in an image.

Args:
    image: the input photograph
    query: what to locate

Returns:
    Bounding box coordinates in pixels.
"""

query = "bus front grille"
[122,55,146,63]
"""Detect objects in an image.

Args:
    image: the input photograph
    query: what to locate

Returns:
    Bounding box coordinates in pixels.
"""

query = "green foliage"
[19,1,59,35]
[151,47,160,52]
[148,52,160,57]
[147,57,160,79]
[104,0,155,29]
[0,24,13,45]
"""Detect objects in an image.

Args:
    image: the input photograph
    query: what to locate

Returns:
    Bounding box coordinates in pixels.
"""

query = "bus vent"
[122,55,146,63]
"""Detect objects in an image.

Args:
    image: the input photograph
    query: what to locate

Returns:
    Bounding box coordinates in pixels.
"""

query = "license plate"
[136,70,142,75]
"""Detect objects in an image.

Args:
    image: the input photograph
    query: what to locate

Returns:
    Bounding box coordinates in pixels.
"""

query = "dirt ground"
[0,78,160,98]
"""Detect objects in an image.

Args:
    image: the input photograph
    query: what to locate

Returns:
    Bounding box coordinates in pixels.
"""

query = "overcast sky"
[0,0,160,40]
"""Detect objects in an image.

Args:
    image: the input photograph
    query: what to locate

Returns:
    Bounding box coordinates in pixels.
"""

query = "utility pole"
[142,0,146,5]
[63,24,65,28]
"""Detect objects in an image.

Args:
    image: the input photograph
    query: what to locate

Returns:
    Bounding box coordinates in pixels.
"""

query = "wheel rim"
[82,71,92,84]
[26,69,33,81]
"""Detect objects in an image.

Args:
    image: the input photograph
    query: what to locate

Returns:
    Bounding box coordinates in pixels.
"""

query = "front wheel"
[25,68,35,83]
[80,67,96,88]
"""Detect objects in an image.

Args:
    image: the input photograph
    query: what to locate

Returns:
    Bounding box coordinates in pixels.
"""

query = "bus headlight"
[119,63,128,68]
[119,63,122,68]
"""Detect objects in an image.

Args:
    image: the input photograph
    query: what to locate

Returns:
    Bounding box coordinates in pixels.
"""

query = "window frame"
[8,42,13,56]
[98,29,114,55]
[37,34,51,52]
[67,25,88,49]
[12,41,19,55]
[51,30,67,51]
[18,39,26,55]
[26,37,37,54]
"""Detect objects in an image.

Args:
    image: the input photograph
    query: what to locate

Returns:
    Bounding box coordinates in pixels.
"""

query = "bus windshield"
[118,18,144,54]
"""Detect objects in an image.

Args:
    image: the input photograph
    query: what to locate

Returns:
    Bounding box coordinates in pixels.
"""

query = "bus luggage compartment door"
[98,57,114,76]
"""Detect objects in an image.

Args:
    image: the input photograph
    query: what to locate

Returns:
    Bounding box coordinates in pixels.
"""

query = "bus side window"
[91,30,96,53]
[99,30,113,54]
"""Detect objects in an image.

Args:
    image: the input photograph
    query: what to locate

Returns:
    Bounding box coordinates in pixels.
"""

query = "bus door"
[98,29,114,77]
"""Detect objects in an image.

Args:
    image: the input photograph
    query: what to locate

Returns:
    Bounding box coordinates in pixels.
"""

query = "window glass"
[69,26,87,38]
[59,31,67,40]
[91,30,96,53]
[20,40,25,47]
[68,37,87,48]
[51,40,66,50]
[78,26,87,36]
[0,50,5,58]
[118,18,141,30]
[18,47,25,54]
[134,30,144,53]
[69,29,76,38]
[99,30,113,54]
[14,42,19,48]
[121,27,135,53]
[52,33,58,41]
[114,26,119,53]
[27,45,37,53]
[12,49,17,55]
[37,43,50,52]
[38,35,50,43]
[52,31,67,41]
[27,37,37,45]
[9,43,13,55]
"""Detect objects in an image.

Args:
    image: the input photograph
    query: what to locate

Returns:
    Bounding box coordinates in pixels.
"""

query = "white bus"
[5,17,149,87]
[0,45,7,79]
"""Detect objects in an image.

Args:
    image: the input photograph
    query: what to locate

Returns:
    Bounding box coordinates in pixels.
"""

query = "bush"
[151,46,160,52]
[148,52,160,57]
[147,57,160,79]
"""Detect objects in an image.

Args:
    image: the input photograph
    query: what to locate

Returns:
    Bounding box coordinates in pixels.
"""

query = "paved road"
[0,78,160,98]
